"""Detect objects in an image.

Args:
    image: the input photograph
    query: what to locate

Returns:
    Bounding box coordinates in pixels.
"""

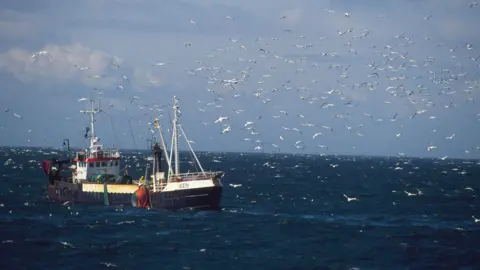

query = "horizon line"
[0,144,479,162]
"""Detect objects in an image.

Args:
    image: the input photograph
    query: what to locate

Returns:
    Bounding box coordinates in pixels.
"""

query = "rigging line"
[108,115,120,148]
[128,117,137,150]
[99,110,121,148]
[187,143,200,172]
[179,124,206,175]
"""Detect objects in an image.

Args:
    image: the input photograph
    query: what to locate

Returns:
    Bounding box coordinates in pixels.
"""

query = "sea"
[1,147,479,270]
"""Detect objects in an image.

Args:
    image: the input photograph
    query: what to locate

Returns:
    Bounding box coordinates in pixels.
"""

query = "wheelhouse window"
[115,161,119,166]
[96,162,100,167]
[89,162,94,168]
[101,162,106,167]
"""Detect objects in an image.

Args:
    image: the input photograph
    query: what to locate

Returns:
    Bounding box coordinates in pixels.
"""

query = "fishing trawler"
[41,96,224,210]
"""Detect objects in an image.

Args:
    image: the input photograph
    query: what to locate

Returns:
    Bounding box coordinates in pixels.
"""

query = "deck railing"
[169,171,223,182]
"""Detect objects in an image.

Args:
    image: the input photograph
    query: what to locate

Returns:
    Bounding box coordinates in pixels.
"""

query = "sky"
[0,0,479,159]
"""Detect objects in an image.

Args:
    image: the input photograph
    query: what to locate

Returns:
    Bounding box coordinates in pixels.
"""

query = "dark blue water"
[1,147,480,270]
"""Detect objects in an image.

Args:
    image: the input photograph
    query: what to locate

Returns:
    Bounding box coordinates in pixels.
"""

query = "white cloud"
[0,43,124,90]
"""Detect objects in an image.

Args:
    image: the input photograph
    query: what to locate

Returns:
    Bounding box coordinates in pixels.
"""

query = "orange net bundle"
[131,185,151,208]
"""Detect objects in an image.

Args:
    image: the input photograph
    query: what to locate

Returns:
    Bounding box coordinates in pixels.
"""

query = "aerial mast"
[80,98,98,150]
[90,100,95,139]
[86,99,98,149]
[173,96,180,176]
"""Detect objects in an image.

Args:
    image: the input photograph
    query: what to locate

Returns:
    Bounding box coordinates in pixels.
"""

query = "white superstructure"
[72,99,121,183]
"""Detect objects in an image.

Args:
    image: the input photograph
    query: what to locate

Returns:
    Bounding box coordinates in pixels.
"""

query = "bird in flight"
[343,194,359,202]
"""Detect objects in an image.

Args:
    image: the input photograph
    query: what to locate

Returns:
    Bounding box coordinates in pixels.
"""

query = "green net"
[89,174,133,184]
[90,174,117,183]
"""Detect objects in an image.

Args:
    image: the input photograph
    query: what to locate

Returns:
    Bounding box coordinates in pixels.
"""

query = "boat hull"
[46,181,223,210]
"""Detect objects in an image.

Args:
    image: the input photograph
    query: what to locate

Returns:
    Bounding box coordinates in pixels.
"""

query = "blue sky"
[0,0,479,159]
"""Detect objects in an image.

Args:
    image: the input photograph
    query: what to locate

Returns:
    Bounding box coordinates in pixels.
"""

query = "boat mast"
[173,96,180,176]
[89,100,95,147]
[80,99,98,149]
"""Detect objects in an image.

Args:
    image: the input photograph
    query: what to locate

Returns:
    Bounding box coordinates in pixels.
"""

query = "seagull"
[473,216,480,223]
[129,96,140,103]
[233,109,245,114]
[229,183,242,188]
[322,126,333,131]
[152,62,167,67]
[59,241,75,248]
[221,125,231,134]
[445,133,455,139]
[317,145,328,150]
[100,262,117,267]
[312,132,322,139]
[343,194,359,202]
[78,98,89,102]
[214,116,229,123]
[31,50,51,61]
[427,145,437,151]
[404,191,417,196]
[74,65,90,71]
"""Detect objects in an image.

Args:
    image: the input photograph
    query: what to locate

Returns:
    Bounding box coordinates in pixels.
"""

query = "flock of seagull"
[3,3,478,161]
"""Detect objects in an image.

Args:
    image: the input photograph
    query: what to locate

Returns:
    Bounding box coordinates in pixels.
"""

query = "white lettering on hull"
[162,179,219,192]
[179,183,189,189]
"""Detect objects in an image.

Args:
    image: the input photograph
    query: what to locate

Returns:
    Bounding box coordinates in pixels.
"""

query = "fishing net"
[89,174,117,183]
[114,175,133,184]
[131,185,151,208]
